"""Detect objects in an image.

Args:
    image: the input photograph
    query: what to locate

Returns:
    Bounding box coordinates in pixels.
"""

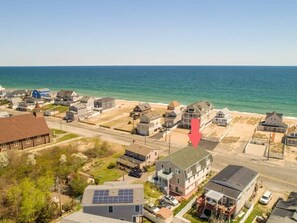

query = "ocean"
[0,66,296,116]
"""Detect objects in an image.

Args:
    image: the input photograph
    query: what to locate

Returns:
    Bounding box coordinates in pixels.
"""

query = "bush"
[107,162,116,169]
[68,176,88,197]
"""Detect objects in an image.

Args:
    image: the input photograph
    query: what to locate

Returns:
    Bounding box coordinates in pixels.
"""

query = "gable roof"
[160,146,212,170]
[168,101,180,109]
[126,143,156,156]
[82,182,144,207]
[57,90,75,98]
[266,111,283,119]
[186,101,212,114]
[218,107,230,115]
[0,114,50,144]
[205,165,258,199]
[94,97,115,103]
[136,103,151,111]
[35,88,50,92]
[141,111,161,120]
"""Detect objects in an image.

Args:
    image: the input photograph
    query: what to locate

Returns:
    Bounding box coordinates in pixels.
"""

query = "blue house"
[32,88,51,99]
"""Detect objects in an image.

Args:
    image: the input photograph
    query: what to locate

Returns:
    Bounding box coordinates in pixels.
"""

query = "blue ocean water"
[0,66,296,116]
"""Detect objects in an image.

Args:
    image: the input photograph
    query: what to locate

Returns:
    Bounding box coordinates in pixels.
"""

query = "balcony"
[157,169,174,180]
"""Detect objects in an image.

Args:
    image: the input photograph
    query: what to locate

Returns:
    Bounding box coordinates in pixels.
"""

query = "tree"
[68,176,88,197]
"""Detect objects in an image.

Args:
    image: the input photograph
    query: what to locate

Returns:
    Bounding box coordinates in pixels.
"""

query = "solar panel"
[92,189,134,204]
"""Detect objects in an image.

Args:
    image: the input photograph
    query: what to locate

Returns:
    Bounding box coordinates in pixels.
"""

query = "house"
[266,192,297,223]
[285,125,297,147]
[136,112,162,136]
[60,212,131,223]
[200,165,259,218]
[94,97,115,112]
[32,88,51,99]
[80,96,95,111]
[8,97,22,109]
[117,143,159,170]
[54,90,80,106]
[180,101,213,129]
[0,112,50,151]
[164,101,182,128]
[6,89,27,98]
[130,103,151,118]
[82,181,145,223]
[16,101,36,111]
[257,111,288,133]
[155,146,213,196]
[65,103,88,121]
[212,107,232,126]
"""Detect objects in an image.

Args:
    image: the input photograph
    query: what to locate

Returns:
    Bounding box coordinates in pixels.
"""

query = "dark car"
[158,199,171,209]
[128,168,142,178]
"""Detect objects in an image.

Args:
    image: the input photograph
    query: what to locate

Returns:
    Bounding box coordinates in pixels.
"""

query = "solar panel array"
[92,189,134,204]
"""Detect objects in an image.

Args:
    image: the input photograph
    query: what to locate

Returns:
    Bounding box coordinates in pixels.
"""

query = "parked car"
[128,168,142,178]
[144,203,160,214]
[163,195,179,206]
[158,199,171,209]
[259,190,272,205]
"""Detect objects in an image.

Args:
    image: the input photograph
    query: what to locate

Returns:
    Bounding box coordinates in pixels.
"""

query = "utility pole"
[169,134,171,155]
[267,133,271,160]
[144,134,147,145]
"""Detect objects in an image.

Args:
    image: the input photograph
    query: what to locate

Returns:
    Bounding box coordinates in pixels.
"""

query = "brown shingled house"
[0,112,50,151]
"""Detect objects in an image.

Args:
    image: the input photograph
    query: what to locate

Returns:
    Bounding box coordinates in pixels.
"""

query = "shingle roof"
[95,97,115,103]
[82,182,144,207]
[266,111,283,119]
[168,101,180,109]
[60,212,131,223]
[141,112,161,120]
[186,101,212,114]
[126,143,156,156]
[0,113,50,144]
[160,146,212,170]
[205,165,258,199]
[137,103,151,111]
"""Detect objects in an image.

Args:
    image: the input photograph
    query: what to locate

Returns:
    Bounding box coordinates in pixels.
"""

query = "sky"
[1,0,297,66]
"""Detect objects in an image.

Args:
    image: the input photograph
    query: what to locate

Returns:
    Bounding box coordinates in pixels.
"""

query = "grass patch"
[253,132,268,139]
[41,104,69,113]
[244,204,266,223]
[89,154,123,184]
[184,207,207,223]
[57,133,79,142]
[51,129,67,135]
[221,136,240,144]
[144,182,163,199]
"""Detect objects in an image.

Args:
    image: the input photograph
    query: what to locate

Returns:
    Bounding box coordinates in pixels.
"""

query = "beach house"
[200,165,258,218]
[80,96,95,111]
[164,101,182,128]
[65,103,88,121]
[285,125,297,147]
[180,101,213,129]
[82,182,144,223]
[0,85,5,91]
[54,90,80,106]
[257,111,288,133]
[94,97,115,112]
[130,103,151,118]
[117,143,159,170]
[8,97,22,109]
[32,88,51,99]
[212,107,232,126]
[136,112,161,136]
[155,146,212,196]
[0,112,50,151]
[6,89,27,99]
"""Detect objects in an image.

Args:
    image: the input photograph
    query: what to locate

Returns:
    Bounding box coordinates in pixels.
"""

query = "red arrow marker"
[188,118,202,148]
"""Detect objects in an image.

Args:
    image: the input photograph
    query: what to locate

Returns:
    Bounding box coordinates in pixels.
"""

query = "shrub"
[107,162,116,169]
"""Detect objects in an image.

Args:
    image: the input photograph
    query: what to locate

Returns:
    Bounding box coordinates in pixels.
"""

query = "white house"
[212,107,232,126]
[137,112,162,136]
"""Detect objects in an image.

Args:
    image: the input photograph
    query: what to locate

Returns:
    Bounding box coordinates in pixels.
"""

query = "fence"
[239,203,254,223]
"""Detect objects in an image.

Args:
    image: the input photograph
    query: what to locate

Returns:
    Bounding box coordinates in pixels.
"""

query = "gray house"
[82,182,144,223]
[285,125,297,147]
[136,112,162,136]
[60,212,131,223]
[201,165,259,218]
[155,146,212,196]
[180,101,213,129]
[54,90,80,106]
[130,103,151,118]
[212,107,232,126]
[164,101,182,128]
[94,97,115,112]
[257,111,288,133]
[65,103,88,121]
[80,96,95,111]
[266,192,297,223]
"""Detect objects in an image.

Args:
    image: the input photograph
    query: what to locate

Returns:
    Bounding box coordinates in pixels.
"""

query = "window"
[26,139,31,144]
[132,216,137,223]
[161,164,164,168]
[175,168,181,174]
[108,206,113,213]
[177,178,180,184]
[155,152,157,156]
[135,205,140,212]
[37,137,42,142]
[14,141,19,147]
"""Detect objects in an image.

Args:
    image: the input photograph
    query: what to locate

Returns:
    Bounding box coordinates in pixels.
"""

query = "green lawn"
[51,128,67,135]
[41,104,69,113]
[143,182,163,199]
[184,207,208,223]
[245,204,267,223]
[89,153,123,185]
[57,133,79,142]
